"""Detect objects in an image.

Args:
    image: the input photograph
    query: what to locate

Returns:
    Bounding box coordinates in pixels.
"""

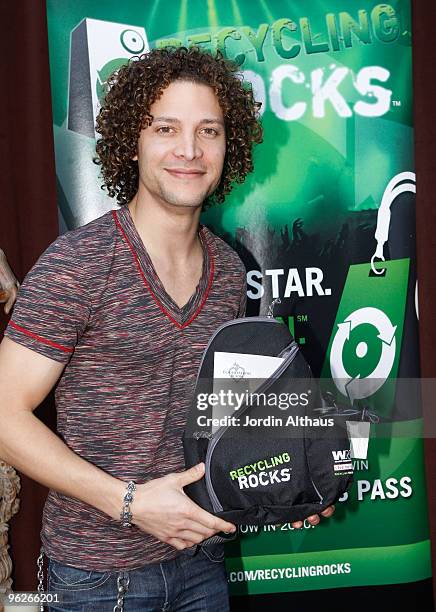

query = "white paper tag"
[346,421,371,460]
[213,351,284,382]
[211,352,284,432]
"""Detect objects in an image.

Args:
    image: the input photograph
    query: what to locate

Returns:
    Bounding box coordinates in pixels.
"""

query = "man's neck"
[128,192,203,264]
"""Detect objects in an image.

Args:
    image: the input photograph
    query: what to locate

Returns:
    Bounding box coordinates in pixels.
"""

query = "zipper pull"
[277,341,298,358]
[193,431,213,440]
[267,297,281,318]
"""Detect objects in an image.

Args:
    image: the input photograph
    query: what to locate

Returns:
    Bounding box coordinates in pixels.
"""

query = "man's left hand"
[291,505,335,529]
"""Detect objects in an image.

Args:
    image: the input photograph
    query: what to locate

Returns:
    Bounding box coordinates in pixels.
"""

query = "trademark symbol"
[392,100,401,107]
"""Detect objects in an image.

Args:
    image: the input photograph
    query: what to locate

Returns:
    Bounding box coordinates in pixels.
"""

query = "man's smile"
[164,168,207,179]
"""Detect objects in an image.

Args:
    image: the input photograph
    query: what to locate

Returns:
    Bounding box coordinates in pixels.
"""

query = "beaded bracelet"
[120,481,136,528]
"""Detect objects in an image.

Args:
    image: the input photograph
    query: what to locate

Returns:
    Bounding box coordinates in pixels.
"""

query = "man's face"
[134,79,226,209]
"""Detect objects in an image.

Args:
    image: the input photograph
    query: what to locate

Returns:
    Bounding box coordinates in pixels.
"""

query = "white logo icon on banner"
[330,306,396,401]
[68,18,149,138]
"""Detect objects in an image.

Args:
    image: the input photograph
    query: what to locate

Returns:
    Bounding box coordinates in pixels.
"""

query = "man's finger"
[189,503,236,534]
[178,530,210,544]
[177,463,205,487]
[178,468,237,533]
[167,538,193,551]
[182,519,216,539]
[291,521,303,529]
[306,514,320,525]
[321,505,335,517]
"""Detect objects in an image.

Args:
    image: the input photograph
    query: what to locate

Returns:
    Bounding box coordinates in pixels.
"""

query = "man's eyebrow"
[151,116,179,124]
[152,116,225,126]
[199,118,225,126]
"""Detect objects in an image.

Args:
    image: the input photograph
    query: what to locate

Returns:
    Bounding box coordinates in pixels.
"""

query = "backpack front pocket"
[207,433,323,519]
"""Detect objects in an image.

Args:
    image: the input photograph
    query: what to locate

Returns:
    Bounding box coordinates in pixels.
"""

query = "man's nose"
[173,132,202,161]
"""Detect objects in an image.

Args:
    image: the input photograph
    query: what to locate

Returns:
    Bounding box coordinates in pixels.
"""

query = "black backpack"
[183,312,353,526]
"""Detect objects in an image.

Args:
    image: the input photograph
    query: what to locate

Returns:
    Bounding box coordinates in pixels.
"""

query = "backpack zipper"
[309,476,324,504]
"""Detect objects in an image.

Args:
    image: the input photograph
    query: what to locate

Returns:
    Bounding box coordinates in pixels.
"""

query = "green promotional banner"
[46,0,431,606]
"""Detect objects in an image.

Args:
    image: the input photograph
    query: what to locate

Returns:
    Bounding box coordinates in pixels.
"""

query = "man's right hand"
[131,462,236,550]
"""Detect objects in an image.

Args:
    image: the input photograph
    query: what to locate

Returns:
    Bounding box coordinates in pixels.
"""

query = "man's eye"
[201,128,219,136]
[156,126,173,134]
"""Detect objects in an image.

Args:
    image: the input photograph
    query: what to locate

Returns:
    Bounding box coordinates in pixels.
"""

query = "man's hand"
[290,505,335,529]
[131,463,236,550]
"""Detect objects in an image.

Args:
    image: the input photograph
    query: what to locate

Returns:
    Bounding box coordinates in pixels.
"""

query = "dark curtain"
[414,0,436,601]
[0,0,435,598]
[0,0,58,591]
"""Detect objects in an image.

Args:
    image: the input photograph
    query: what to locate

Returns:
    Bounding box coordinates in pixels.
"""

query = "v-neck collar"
[112,207,215,330]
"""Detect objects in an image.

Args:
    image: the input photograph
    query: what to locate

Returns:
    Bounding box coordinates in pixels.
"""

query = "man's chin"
[161,190,209,209]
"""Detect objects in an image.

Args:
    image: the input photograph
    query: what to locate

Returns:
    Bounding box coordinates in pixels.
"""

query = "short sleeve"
[4,234,91,363]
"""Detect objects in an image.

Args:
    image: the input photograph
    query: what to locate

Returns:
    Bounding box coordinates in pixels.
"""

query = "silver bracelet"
[120,481,136,528]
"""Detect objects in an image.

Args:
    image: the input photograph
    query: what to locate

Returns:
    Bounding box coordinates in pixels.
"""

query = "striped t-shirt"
[5,206,246,571]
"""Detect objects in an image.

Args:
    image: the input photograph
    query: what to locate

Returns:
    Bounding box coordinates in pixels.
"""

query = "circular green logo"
[342,323,383,380]
[120,29,145,54]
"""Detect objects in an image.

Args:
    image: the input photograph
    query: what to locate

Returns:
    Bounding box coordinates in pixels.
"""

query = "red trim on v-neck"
[112,209,214,330]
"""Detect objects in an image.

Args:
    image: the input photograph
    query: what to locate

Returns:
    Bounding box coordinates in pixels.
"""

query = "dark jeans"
[47,545,229,612]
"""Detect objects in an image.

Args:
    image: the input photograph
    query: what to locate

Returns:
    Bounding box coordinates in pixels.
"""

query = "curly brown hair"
[94,46,263,207]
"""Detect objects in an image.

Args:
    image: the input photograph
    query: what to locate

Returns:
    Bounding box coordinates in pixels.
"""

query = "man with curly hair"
[0,47,333,611]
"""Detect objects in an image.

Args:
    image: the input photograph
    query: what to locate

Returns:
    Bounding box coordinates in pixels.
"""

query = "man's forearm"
[0,408,125,520]
[0,406,238,549]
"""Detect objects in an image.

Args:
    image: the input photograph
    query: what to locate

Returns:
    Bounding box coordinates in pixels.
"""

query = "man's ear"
[133,154,138,161]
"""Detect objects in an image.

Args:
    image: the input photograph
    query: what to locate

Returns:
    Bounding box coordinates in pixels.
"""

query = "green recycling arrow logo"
[330,306,397,402]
